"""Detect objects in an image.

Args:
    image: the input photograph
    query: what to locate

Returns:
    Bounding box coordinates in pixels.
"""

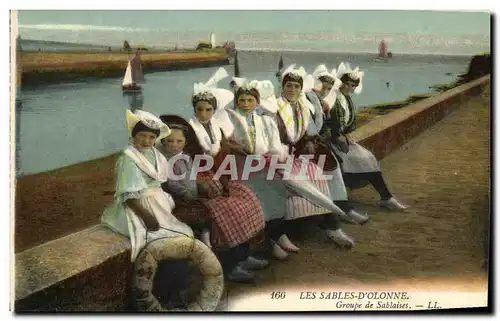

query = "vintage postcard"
[10,7,491,313]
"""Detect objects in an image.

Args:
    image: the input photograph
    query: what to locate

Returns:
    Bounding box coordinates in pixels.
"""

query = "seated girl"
[218,79,302,259]
[158,114,267,284]
[271,65,356,248]
[305,64,370,224]
[101,109,195,309]
[320,62,408,211]
[155,117,212,248]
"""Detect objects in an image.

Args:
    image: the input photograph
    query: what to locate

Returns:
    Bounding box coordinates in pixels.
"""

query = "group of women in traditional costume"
[101,61,408,310]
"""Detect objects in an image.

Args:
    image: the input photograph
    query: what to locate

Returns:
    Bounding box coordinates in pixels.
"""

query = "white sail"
[122,61,133,86]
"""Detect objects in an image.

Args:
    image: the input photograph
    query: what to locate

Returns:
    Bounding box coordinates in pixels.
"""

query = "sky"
[16,10,492,55]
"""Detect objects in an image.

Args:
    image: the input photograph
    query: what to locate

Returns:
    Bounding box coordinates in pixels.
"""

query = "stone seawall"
[18,52,230,87]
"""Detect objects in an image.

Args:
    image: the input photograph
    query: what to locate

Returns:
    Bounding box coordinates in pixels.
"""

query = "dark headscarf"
[159,115,204,156]
[282,72,303,89]
[191,92,218,111]
[234,86,261,105]
[318,75,335,85]
[340,73,361,86]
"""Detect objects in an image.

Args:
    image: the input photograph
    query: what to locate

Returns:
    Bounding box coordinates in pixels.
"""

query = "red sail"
[379,40,388,58]
[130,55,145,84]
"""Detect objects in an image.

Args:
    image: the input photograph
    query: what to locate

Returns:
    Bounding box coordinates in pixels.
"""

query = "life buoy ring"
[132,236,224,311]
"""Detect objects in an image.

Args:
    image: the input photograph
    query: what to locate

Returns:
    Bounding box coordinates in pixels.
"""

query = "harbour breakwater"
[18,51,231,87]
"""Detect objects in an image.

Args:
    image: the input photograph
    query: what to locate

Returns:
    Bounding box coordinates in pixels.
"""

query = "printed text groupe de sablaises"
[299,291,411,309]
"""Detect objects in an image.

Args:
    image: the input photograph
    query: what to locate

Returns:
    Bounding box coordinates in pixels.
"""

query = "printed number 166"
[271,291,286,299]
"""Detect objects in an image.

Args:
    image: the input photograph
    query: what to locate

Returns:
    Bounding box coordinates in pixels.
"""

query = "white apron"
[188,117,224,156]
[224,108,289,221]
[322,153,349,201]
[331,94,380,174]
[332,142,381,174]
[306,91,348,201]
[276,95,332,220]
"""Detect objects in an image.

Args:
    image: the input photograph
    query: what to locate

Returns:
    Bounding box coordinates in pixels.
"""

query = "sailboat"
[374,40,392,62]
[275,54,284,78]
[122,54,145,93]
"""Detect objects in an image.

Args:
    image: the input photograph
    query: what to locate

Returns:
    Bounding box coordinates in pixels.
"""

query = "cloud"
[18,24,151,32]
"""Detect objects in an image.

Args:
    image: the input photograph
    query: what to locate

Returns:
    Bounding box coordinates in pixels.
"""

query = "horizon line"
[18,37,488,57]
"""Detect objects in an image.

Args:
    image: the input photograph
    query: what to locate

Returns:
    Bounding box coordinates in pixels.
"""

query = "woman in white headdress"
[269,66,356,248]
[321,62,408,211]
[172,68,268,283]
[305,64,370,224]
[217,78,302,259]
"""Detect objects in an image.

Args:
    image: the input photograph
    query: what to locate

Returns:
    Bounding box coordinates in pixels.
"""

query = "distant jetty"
[18,51,230,87]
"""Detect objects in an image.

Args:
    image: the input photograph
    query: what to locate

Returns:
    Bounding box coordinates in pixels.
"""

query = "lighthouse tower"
[210,33,216,48]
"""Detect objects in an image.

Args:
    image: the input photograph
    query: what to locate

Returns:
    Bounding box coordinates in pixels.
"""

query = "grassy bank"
[358,93,436,122]
[19,51,230,86]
